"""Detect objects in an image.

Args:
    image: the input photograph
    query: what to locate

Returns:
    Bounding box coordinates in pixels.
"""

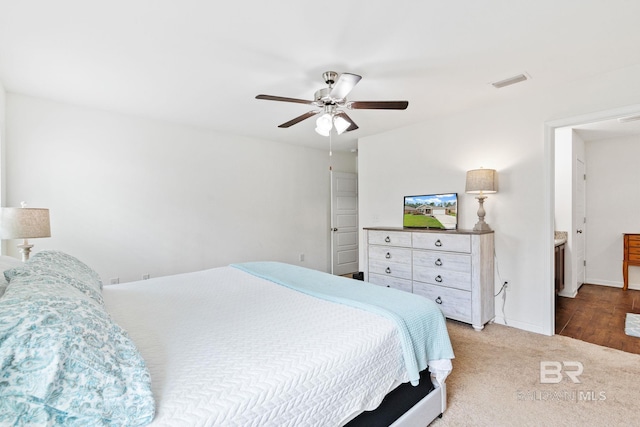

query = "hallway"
[555,284,640,354]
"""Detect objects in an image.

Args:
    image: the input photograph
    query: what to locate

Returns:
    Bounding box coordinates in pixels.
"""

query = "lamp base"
[473,221,493,232]
[17,241,33,262]
[473,195,493,232]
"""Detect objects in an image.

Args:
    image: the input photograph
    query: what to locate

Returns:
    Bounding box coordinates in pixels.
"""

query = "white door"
[331,171,358,275]
[574,158,586,289]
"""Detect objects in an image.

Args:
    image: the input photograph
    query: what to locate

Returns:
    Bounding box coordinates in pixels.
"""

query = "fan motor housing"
[314,87,334,105]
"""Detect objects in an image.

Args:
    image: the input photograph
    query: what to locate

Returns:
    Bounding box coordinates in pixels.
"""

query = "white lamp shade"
[333,115,350,135]
[314,125,330,136]
[465,169,497,194]
[315,113,332,132]
[0,208,51,239]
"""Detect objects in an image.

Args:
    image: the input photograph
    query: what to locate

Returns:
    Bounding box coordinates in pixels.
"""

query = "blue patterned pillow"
[5,250,103,306]
[0,276,155,426]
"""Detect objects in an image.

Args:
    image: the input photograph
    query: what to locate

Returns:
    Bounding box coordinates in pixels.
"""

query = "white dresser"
[364,227,495,330]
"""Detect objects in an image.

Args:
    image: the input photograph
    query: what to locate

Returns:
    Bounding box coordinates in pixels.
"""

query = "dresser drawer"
[628,235,640,243]
[369,259,412,280]
[368,230,412,247]
[413,266,471,291]
[369,246,412,264]
[412,251,471,273]
[412,233,471,253]
[413,282,472,322]
[369,274,413,293]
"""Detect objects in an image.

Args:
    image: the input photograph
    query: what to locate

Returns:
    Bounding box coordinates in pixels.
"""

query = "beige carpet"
[430,320,640,426]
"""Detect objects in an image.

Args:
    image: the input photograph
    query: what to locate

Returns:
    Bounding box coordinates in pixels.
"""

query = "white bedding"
[103,266,449,426]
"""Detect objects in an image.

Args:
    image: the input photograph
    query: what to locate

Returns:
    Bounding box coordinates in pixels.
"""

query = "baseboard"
[558,289,577,298]
[491,316,546,335]
[584,278,640,291]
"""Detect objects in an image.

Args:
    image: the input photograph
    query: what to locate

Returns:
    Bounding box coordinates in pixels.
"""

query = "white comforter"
[103,266,446,426]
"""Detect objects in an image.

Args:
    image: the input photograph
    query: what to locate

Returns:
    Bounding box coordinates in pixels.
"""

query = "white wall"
[359,64,640,334]
[0,80,6,254]
[0,80,5,203]
[585,134,640,290]
[554,128,586,297]
[5,94,356,282]
[554,128,573,294]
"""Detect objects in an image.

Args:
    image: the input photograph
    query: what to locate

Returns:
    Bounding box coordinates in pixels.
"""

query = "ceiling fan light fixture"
[315,113,333,136]
[334,115,350,135]
[315,125,330,136]
[316,113,332,130]
[257,71,408,134]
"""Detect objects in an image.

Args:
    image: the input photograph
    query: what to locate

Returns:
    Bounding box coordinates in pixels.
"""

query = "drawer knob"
[435,275,443,283]
[385,252,391,259]
[435,296,443,304]
[385,236,391,243]
[435,239,442,247]
[435,258,443,266]
[385,267,392,274]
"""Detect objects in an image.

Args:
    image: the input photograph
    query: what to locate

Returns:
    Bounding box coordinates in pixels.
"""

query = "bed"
[0,251,454,426]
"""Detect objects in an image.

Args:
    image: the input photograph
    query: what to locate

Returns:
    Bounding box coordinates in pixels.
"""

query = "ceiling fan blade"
[329,73,362,100]
[278,110,320,128]
[335,112,359,132]
[256,94,314,105]
[349,101,409,110]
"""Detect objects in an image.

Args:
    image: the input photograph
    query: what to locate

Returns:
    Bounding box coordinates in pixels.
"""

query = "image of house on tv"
[403,193,458,229]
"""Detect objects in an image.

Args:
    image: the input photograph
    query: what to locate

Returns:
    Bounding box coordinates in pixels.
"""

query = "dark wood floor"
[555,284,640,354]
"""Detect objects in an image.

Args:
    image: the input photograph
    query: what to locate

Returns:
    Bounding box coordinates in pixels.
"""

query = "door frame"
[544,102,640,336]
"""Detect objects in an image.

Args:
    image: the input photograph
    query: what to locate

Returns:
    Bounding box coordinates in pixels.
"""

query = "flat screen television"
[403,193,458,229]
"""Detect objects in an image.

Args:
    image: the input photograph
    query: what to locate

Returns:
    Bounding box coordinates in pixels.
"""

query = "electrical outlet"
[143,274,150,280]
[110,278,119,285]
[299,253,305,262]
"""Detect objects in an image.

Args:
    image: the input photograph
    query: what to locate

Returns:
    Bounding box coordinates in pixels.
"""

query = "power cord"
[493,250,508,325]
[495,281,508,297]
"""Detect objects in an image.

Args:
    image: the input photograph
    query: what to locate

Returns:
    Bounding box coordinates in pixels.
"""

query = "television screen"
[403,193,458,229]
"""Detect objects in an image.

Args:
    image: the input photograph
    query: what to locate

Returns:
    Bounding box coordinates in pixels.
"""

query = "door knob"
[576,229,583,234]
[332,228,338,232]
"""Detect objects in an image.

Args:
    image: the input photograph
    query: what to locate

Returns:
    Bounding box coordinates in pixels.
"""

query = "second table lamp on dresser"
[465,168,498,231]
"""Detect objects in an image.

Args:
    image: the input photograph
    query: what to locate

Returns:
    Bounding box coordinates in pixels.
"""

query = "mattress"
[103,266,451,426]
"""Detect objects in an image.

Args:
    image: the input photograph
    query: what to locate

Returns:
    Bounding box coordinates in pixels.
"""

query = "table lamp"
[465,168,497,231]
[0,202,51,261]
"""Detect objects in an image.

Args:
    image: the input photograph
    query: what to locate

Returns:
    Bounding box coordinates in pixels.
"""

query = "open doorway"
[330,171,359,276]
[547,105,640,351]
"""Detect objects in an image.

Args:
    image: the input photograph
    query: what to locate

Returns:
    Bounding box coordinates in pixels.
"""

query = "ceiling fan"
[256,71,409,136]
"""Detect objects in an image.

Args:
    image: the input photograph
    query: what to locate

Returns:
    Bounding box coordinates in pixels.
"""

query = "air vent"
[491,73,529,89]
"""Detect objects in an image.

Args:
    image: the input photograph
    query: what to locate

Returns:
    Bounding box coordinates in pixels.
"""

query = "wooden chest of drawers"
[364,227,495,330]
[623,233,640,291]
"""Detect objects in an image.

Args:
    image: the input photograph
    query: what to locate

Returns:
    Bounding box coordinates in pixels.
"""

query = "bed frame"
[345,369,446,427]
[391,384,445,427]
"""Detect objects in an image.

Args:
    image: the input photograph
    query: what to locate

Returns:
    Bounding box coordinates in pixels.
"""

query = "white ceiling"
[1,1,640,152]
[573,117,640,142]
